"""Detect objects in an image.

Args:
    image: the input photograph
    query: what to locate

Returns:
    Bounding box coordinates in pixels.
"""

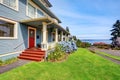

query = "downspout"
[46,17,54,26]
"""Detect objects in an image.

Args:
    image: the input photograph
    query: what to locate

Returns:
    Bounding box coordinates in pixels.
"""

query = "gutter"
[33,0,61,23]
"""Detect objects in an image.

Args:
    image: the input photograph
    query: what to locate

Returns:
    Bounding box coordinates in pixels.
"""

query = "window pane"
[28,3,36,18]
[10,0,16,9]
[3,0,16,9]
[37,9,44,17]
[3,0,10,6]
[0,20,14,37]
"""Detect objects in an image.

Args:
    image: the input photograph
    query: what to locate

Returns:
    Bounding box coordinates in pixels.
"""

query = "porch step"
[18,56,42,61]
[20,54,44,58]
[25,49,45,52]
[22,51,45,55]
[18,48,45,62]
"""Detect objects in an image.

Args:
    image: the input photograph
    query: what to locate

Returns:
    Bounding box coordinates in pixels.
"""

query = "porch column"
[55,28,58,42]
[41,22,47,50]
[61,31,63,41]
[65,34,68,41]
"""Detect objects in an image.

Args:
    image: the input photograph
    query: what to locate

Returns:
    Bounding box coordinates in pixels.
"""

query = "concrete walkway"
[95,48,120,57]
[96,52,120,64]
[89,47,120,64]
[0,59,30,74]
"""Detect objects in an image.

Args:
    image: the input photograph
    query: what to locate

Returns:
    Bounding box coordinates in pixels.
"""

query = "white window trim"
[0,17,18,39]
[26,0,46,18]
[0,0,19,11]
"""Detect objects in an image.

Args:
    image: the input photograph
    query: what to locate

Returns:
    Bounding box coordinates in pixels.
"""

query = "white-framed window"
[28,3,36,18]
[0,0,18,11]
[37,9,44,17]
[0,17,18,39]
[27,0,44,18]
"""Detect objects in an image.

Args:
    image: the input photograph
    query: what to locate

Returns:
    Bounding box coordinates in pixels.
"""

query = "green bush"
[0,60,3,66]
[48,44,65,61]
[76,39,82,47]
[112,47,120,50]
[80,42,91,48]
[76,39,91,48]
[93,43,111,49]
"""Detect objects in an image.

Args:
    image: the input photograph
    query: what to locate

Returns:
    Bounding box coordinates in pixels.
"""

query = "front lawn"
[0,48,120,80]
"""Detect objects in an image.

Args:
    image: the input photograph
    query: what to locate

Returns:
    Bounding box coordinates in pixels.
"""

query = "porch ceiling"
[20,17,51,27]
[20,17,70,34]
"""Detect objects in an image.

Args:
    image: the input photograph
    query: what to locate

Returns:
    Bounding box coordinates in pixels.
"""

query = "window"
[0,0,18,10]
[27,1,44,18]
[28,3,36,18]
[0,17,17,39]
[37,9,44,17]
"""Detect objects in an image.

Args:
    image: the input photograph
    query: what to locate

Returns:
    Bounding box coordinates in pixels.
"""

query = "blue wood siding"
[0,0,30,59]
[0,23,28,55]
[0,0,49,60]
[0,0,30,21]
[36,28,42,45]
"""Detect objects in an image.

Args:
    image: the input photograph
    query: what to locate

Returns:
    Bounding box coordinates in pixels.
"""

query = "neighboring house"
[0,0,69,61]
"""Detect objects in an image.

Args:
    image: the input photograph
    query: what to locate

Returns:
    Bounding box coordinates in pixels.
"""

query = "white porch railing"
[41,43,48,51]
[47,42,57,50]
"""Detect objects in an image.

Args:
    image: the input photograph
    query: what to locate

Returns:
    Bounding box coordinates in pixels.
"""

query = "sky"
[49,0,120,39]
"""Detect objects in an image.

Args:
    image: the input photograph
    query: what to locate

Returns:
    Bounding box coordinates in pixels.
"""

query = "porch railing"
[47,42,57,50]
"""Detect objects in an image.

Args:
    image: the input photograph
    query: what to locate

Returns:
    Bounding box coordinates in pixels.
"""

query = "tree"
[66,26,70,32]
[110,20,120,47]
[73,36,77,41]
[76,39,81,47]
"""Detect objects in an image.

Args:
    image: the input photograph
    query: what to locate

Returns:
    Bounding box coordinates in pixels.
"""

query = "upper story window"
[27,1,44,18]
[0,17,17,39]
[0,0,18,11]
[28,3,36,18]
[37,9,44,17]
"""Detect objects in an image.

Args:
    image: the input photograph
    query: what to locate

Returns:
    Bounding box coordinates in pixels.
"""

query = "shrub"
[0,60,3,66]
[59,41,77,53]
[112,47,120,50]
[76,39,91,48]
[76,39,82,47]
[48,44,65,61]
[93,42,111,49]
[80,42,91,48]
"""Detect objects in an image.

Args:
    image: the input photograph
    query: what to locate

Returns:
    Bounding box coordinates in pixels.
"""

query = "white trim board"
[0,0,19,11]
[0,51,22,57]
[0,17,18,39]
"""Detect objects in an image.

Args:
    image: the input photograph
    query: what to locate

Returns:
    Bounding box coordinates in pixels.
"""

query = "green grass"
[0,57,18,66]
[96,51,120,61]
[0,48,120,80]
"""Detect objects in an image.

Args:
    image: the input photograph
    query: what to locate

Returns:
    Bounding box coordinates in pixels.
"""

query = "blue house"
[0,0,69,61]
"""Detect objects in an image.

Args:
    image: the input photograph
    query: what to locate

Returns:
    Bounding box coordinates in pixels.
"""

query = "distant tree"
[73,36,77,41]
[76,39,81,47]
[66,26,70,32]
[110,20,120,47]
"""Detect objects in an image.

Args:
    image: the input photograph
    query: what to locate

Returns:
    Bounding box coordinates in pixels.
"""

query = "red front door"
[29,29,35,48]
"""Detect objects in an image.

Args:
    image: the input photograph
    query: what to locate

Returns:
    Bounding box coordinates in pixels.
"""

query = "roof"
[33,0,61,23]
[44,0,52,7]
[20,17,69,34]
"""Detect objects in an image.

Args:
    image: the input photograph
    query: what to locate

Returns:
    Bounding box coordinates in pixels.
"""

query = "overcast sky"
[49,0,120,39]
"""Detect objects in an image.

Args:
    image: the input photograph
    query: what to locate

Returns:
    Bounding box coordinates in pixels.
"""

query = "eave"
[33,0,61,23]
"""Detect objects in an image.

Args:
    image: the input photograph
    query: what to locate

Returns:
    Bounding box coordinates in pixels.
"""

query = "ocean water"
[81,39,112,44]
